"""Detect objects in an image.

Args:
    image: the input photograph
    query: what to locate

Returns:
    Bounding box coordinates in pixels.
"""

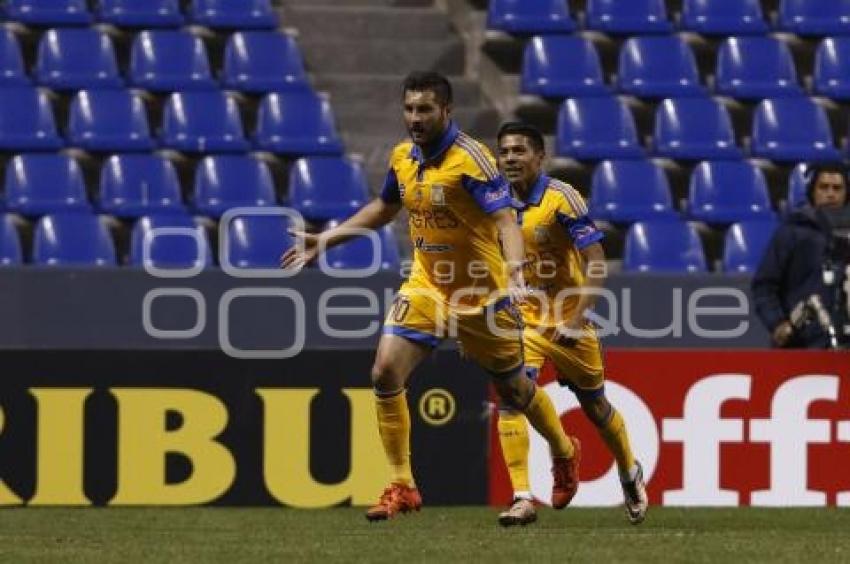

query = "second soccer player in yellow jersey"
[494,122,648,526]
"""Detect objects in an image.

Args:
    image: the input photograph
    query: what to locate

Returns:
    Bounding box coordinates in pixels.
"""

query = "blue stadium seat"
[0,214,23,266]
[188,0,277,29]
[323,220,400,271]
[99,154,185,217]
[589,159,676,223]
[623,219,707,273]
[0,29,29,85]
[680,0,768,35]
[288,157,369,222]
[129,30,214,92]
[618,36,702,98]
[751,97,840,162]
[654,97,740,160]
[787,163,809,209]
[193,155,276,217]
[585,0,672,34]
[96,0,183,28]
[521,36,607,98]
[555,96,643,159]
[223,214,293,269]
[253,91,344,155]
[67,89,153,151]
[487,0,576,33]
[35,28,121,90]
[5,153,89,216]
[161,91,249,153]
[130,214,212,269]
[778,0,850,36]
[814,37,850,100]
[5,0,91,25]
[0,86,63,150]
[222,31,309,93]
[687,160,774,224]
[715,37,801,99]
[722,219,778,273]
[33,212,116,267]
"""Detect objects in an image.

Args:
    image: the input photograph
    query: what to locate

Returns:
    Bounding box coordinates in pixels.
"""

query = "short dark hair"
[402,71,453,107]
[805,162,848,203]
[497,121,545,153]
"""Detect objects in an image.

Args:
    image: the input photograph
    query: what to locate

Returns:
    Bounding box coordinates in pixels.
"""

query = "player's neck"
[512,181,531,202]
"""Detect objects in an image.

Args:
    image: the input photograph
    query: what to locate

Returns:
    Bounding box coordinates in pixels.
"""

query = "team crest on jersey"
[431,184,446,206]
[534,225,551,244]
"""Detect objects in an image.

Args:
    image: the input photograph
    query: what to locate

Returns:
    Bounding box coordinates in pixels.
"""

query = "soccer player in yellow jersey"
[494,122,648,526]
[281,73,580,521]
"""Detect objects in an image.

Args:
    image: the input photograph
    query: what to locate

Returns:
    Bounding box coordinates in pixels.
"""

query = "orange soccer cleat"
[365,483,423,521]
[551,436,581,509]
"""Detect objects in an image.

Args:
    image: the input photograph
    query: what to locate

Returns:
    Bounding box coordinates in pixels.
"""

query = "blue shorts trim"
[560,380,605,401]
[383,326,441,348]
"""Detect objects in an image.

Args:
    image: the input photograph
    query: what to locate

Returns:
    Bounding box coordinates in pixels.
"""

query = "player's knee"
[580,395,613,428]
[370,359,405,393]
[493,372,534,411]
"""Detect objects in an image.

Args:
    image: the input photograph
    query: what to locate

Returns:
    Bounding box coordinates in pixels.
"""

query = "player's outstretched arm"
[279,198,402,269]
[491,207,527,305]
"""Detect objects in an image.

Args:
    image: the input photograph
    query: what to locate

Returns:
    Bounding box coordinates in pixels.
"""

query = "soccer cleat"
[365,483,422,521]
[551,436,581,509]
[622,460,648,525]
[498,498,537,527]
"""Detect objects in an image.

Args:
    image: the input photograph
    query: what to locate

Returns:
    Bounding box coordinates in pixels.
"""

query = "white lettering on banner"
[527,382,660,506]
[662,375,751,506]
[687,288,749,338]
[621,288,683,338]
[751,376,839,506]
[838,421,850,507]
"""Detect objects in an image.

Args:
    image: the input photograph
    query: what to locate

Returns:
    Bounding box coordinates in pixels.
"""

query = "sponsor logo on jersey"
[484,187,508,203]
[414,237,453,253]
[534,225,551,244]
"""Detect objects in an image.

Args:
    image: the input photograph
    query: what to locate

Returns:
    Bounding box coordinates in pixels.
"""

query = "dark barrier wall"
[0,268,769,350]
[0,350,489,506]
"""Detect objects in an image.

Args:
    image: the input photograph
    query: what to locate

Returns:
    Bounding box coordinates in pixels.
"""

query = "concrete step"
[316,73,485,108]
[282,5,452,40]
[299,38,466,75]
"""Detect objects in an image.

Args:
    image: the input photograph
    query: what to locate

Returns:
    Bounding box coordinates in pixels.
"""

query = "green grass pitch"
[1,507,848,563]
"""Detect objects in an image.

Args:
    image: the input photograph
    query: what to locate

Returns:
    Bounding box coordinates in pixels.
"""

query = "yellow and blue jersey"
[380,121,515,311]
[516,174,604,330]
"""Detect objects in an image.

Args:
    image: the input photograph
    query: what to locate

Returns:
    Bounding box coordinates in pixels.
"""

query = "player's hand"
[507,269,528,305]
[555,314,586,347]
[771,320,794,347]
[279,229,320,270]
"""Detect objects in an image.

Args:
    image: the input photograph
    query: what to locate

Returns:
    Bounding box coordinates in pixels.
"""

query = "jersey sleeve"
[458,141,513,214]
[379,167,401,204]
[554,190,604,250]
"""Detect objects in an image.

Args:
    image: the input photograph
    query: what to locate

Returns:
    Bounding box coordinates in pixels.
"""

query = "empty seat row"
[489,0,850,36]
[623,217,776,274]
[556,95,840,162]
[3,0,277,29]
[0,153,368,221]
[591,159,775,224]
[0,212,399,270]
[523,34,850,100]
[0,28,308,93]
[0,87,343,155]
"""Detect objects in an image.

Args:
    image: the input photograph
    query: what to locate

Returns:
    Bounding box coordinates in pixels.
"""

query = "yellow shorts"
[382,285,524,375]
[523,323,604,395]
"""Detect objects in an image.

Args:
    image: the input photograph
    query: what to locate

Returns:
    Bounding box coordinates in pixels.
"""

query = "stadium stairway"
[279,0,502,192]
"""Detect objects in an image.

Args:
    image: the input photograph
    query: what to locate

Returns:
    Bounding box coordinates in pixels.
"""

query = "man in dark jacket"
[752,163,848,348]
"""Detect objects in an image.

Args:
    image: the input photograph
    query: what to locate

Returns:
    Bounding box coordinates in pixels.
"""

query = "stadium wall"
[2,270,848,507]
